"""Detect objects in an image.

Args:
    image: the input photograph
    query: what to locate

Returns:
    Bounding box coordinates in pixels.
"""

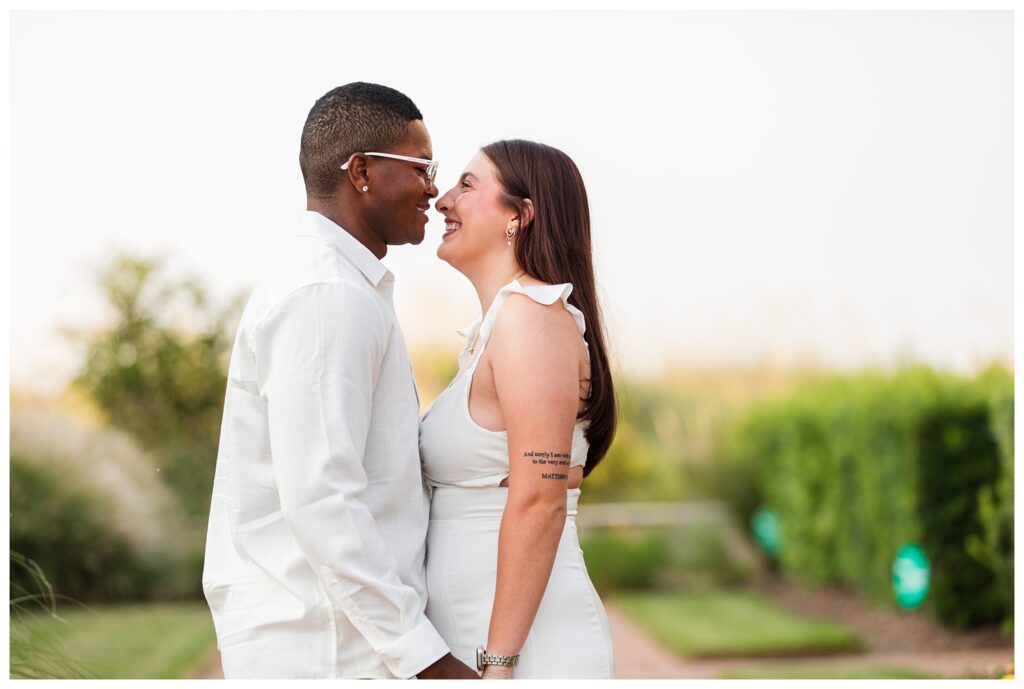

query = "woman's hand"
[481,665,514,680]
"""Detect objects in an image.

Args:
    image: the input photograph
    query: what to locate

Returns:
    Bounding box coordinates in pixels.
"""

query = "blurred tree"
[71,254,243,517]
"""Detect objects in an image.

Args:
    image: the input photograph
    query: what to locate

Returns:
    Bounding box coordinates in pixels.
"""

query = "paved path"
[192,601,1013,680]
[191,650,223,680]
[604,601,692,678]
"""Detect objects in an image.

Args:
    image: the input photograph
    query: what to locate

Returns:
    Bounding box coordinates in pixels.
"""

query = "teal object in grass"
[892,543,931,609]
[751,507,781,556]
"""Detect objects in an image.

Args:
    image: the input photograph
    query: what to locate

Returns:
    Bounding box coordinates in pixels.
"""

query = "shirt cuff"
[378,616,450,679]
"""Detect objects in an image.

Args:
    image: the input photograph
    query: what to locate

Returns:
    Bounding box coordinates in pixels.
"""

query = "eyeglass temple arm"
[340,152,435,171]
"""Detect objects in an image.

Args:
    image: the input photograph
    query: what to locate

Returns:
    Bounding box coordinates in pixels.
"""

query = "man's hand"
[417,653,480,680]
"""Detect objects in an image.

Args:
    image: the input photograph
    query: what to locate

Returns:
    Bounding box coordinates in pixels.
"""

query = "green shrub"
[580,529,671,591]
[728,364,1013,629]
[657,522,755,586]
[964,365,1014,633]
[11,455,203,603]
[10,457,155,602]
[915,388,1002,627]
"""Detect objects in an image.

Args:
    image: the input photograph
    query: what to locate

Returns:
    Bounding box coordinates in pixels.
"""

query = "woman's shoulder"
[490,279,585,355]
[498,294,573,336]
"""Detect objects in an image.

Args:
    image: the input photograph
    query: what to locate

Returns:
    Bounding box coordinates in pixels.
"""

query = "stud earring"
[506,223,519,246]
[362,185,369,192]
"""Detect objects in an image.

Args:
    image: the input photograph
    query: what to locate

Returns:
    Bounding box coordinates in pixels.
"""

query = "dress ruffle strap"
[453,279,590,384]
[478,279,588,346]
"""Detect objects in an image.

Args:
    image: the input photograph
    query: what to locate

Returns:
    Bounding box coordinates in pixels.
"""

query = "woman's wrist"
[478,644,519,679]
[481,664,514,680]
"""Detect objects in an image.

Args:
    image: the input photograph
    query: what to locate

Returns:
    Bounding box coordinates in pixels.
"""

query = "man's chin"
[398,228,426,246]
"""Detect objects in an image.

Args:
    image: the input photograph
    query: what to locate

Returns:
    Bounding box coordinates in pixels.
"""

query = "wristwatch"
[476,646,519,671]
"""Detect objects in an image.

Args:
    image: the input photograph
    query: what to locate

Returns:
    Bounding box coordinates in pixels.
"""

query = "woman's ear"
[518,198,536,229]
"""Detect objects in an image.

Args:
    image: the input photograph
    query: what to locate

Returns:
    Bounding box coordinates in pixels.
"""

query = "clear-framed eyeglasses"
[341,152,438,187]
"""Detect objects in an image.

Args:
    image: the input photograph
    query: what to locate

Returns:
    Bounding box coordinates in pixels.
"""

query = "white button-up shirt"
[202,210,449,678]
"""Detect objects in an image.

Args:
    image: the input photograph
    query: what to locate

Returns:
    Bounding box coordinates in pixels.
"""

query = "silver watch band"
[476,646,519,671]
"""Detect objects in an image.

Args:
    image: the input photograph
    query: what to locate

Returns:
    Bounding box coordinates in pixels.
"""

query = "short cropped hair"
[299,82,423,199]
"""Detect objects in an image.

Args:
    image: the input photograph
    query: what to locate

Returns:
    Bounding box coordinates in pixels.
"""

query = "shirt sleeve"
[252,280,449,678]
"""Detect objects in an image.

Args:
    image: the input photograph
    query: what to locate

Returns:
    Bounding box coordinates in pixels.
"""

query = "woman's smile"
[442,219,461,240]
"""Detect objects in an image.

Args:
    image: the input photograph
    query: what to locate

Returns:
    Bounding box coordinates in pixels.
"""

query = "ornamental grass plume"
[9,550,92,679]
[10,395,186,555]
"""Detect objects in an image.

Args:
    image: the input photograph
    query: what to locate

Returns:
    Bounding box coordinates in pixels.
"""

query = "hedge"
[728,364,1012,629]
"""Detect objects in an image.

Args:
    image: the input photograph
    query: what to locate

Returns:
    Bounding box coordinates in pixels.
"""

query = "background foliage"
[72,255,241,518]
[9,252,1013,640]
[723,364,1013,630]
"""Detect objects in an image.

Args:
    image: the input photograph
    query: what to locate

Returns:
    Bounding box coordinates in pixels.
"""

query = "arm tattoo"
[523,450,571,479]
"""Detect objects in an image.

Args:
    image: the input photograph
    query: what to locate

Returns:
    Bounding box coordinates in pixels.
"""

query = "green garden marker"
[892,543,930,609]
[751,507,781,556]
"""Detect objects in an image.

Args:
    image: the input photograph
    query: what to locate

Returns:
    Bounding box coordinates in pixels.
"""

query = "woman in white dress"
[419,139,617,679]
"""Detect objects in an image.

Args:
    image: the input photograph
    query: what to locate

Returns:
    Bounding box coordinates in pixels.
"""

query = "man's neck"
[307,197,387,259]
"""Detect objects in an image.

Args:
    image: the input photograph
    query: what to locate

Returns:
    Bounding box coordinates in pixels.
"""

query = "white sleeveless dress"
[419,279,615,679]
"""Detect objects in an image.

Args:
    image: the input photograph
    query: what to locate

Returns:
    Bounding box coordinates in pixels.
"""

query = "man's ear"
[518,199,536,229]
[342,153,370,192]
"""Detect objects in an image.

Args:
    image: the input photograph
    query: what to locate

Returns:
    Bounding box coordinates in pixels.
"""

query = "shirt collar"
[296,210,391,287]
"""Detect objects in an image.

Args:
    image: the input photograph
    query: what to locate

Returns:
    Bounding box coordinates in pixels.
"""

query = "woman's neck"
[468,261,528,316]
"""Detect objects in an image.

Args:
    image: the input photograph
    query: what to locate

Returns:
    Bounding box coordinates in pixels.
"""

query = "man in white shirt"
[202,82,477,679]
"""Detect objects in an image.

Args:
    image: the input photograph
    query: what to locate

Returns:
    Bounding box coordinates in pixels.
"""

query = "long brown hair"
[481,139,616,476]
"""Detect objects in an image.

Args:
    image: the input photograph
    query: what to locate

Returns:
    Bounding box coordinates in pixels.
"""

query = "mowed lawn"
[10,602,216,679]
[614,588,864,659]
[721,664,938,679]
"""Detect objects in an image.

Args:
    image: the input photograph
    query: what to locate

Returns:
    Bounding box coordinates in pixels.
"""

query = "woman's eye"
[460,180,471,188]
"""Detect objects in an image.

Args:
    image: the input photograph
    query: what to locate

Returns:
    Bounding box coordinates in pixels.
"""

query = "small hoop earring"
[362,185,369,192]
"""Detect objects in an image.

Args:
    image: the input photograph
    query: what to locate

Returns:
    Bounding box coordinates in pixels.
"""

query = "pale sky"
[10,10,1013,391]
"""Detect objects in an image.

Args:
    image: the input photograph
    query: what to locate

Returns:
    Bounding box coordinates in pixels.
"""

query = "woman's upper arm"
[488,295,581,502]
